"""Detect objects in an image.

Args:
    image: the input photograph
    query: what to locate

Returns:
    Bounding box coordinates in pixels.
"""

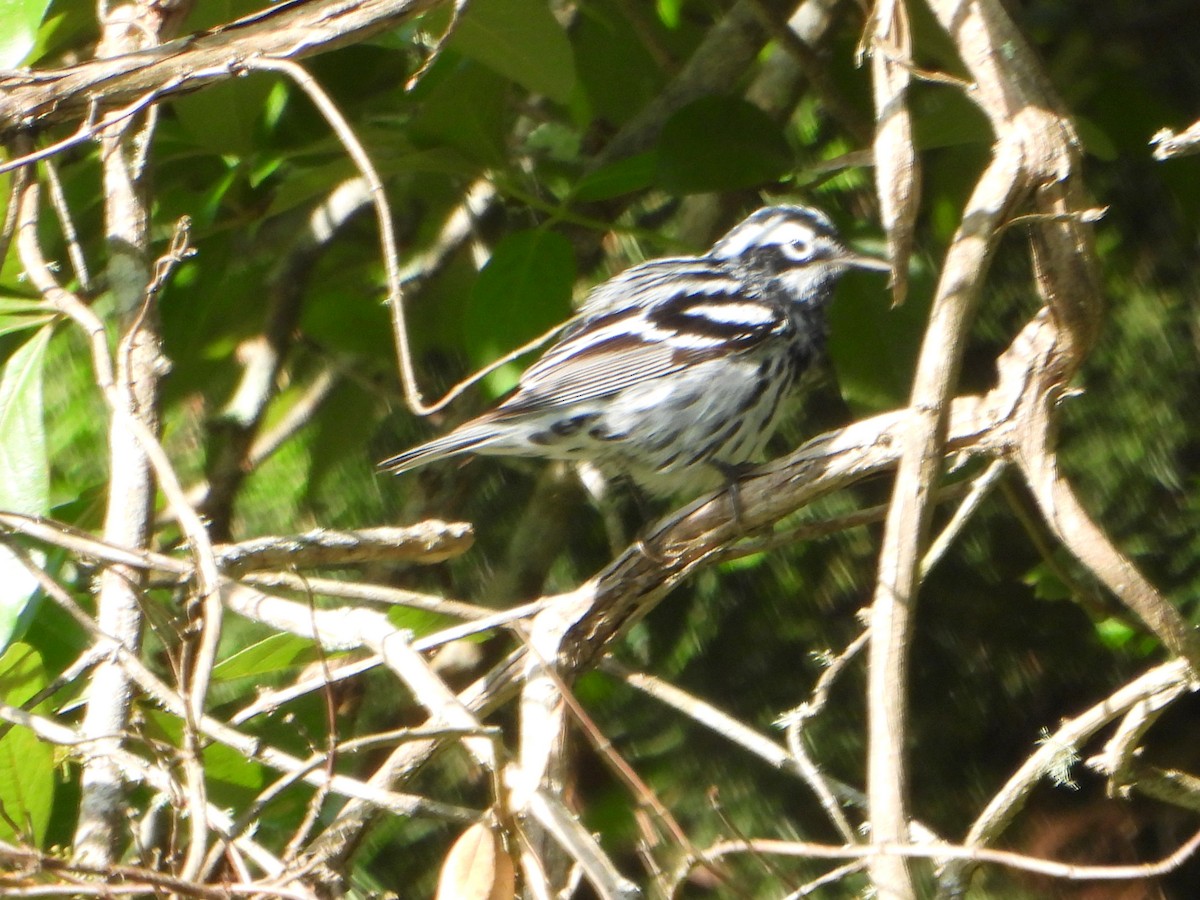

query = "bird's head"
[709,205,889,303]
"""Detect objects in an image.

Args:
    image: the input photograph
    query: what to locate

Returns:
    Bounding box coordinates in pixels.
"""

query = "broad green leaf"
[265,144,476,220]
[299,273,393,358]
[0,0,53,68]
[572,151,656,202]
[1095,617,1136,650]
[0,643,53,845]
[1075,115,1118,162]
[173,75,275,157]
[656,96,792,193]
[204,740,265,799]
[0,298,54,341]
[573,1,664,126]
[308,380,376,494]
[910,87,993,151]
[1023,563,1070,602]
[829,265,927,412]
[22,7,96,68]
[212,632,317,681]
[718,551,768,573]
[450,0,576,103]
[465,229,574,395]
[2,328,55,511]
[656,0,685,28]
[0,328,50,653]
[0,548,41,656]
[409,61,510,165]
[387,605,457,640]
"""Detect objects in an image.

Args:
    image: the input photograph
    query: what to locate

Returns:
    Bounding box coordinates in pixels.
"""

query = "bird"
[380,204,889,493]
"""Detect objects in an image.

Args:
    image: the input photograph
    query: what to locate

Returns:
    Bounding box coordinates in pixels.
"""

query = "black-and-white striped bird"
[380,205,888,490]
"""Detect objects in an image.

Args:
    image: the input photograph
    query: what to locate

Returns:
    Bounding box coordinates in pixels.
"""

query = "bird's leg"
[712,461,758,530]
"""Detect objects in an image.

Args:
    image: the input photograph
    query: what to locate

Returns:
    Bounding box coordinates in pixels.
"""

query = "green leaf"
[1075,115,1118,162]
[573,0,667,126]
[0,643,54,845]
[265,143,476,220]
[204,740,265,797]
[572,151,657,202]
[0,327,50,653]
[308,381,376,494]
[656,0,685,28]
[656,96,792,193]
[911,88,993,151]
[450,0,576,103]
[829,266,927,412]
[212,632,317,681]
[1023,563,1071,602]
[1095,617,1136,650]
[0,298,54,341]
[409,60,510,165]
[387,605,457,639]
[465,229,575,395]
[717,551,768,573]
[0,0,53,68]
[173,75,275,158]
[1,329,54,503]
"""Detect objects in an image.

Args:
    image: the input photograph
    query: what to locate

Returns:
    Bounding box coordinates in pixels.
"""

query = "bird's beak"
[838,248,892,273]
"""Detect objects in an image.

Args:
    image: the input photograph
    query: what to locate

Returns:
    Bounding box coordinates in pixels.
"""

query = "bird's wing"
[496,281,788,417]
[577,257,747,316]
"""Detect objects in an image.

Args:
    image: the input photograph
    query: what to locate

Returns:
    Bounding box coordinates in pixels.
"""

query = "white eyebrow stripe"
[761,220,818,243]
[661,331,729,349]
[714,218,821,256]
[681,301,779,325]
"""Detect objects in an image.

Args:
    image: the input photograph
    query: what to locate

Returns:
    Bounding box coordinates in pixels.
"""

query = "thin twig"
[947,658,1196,889]
[1151,118,1200,160]
[0,88,170,177]
[249,56,580,420]
[683,827,1200,881]
[920,459,1006,578]
[0,839,313,900]
[15,181,220,623]
[782,861,868,898]
[41,157,92,291]
[607,660,857,843]
[0,149,30,264]
[245,57,420,414]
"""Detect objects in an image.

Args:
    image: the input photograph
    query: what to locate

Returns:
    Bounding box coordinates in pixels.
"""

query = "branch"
[866,138,1028,897]
[940,658,1197,891]
[215,522,474,571]
[1012,380,1200,666]
[68,4,170,866]
[0,839,315,900]
[675,827,1200,884]
[861,0,1103,891]
[0,0,447,140]
[1151,118,1200,160]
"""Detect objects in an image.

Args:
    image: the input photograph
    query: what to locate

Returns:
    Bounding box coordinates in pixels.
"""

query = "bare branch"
[0,839,314,899]
[41,157,92,290]
[216,521,474,571]
[0,0,448,138]
[866,0,918,304]
[1151,118,1200,160]
[678,827,1200,883]
[607,660,858,843]
[70,4,169,864]
[946,658,1196,888]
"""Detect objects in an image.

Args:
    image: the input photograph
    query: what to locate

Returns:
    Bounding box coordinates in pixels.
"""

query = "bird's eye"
[783,238,812,261]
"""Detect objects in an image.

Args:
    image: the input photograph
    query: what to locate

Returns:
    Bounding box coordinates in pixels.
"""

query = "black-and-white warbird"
[380,205,888,491]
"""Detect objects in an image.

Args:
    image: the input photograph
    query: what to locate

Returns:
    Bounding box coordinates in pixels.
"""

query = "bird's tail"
[378,424,501,475]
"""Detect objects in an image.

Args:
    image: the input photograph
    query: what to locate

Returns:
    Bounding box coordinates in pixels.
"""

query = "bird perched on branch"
[381,205,888,493]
